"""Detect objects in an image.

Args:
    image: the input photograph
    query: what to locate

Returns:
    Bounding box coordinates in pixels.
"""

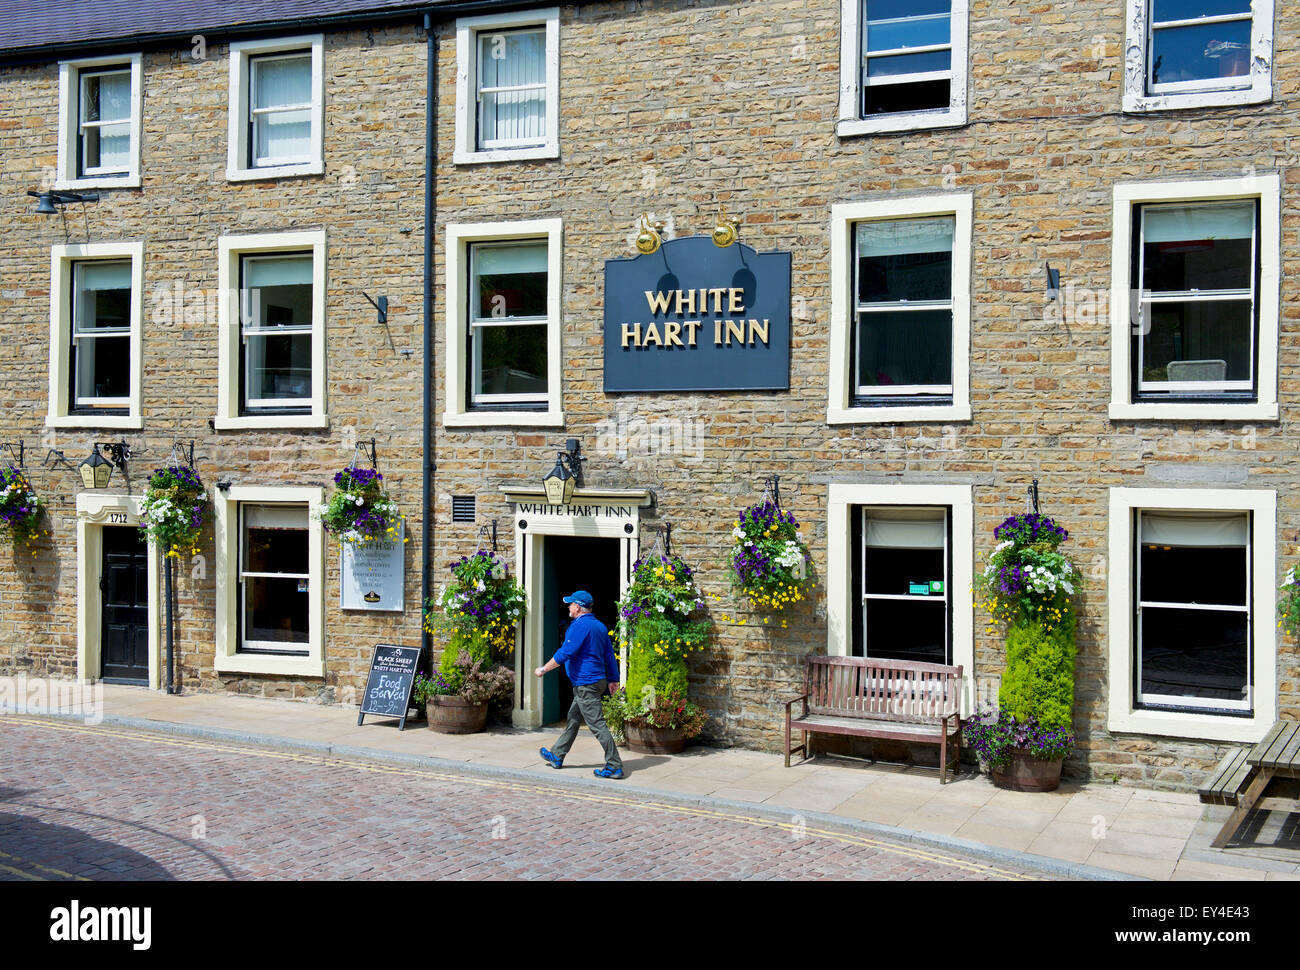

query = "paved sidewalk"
[5,684,1299,881]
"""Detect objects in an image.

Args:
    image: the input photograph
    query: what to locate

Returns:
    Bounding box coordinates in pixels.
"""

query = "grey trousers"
[551,680,623,769]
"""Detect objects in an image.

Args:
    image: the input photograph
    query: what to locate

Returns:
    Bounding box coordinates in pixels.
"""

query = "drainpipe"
[422,11,437,666]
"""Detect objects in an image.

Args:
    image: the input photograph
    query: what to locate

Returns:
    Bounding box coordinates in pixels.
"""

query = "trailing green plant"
[425,550,526,658]
[1278,566,1300,639]
[436,626,494,692]
[623,687,708,740]
[412,670,456,703]
[624,612,693,702]
[316,467,403,547]
[0,465,48,553]
[727,498,812,612]
[601,687,630,745]
[139,464,206,558]
[998,618,1076,731]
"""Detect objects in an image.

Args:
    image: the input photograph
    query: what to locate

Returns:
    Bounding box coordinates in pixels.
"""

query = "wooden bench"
[1199,720,1300,848]
[785,656,964,783]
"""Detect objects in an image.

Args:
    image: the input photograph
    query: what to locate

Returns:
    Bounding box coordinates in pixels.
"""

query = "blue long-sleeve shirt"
[551,613,620,687]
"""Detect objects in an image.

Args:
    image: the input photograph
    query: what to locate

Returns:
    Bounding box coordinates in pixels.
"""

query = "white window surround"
[1122,0,1273,113]
[828,194,972,425]
[215,230,328,430]
[837,0,968,137]
[1109,174,1279,421]
[827,483,974,714]
[1107,487,1276,743]
[47,240,144,430]
[55,53,143,190]
[214,485,325,677]
[453,7,560,165]
[227,34,324,181]
[75,493,161,688]
[443,219,564,428]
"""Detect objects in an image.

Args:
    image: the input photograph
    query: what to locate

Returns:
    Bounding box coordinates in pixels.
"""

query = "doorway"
[100,526,150,684]
[540,535,622,725]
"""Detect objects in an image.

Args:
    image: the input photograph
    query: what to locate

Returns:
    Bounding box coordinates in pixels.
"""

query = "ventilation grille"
[451,495,476,523]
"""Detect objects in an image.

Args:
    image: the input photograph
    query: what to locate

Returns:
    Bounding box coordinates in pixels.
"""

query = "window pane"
[252,55,311,109]
[1142,202,1253,291]
[857,217,954,302]
[478,28,546,146]
[84,123,131,171]
[473,243,548,320]
[1151,20,1251,85]
[1141,300,1252,383]
[244,518,308,573]
[864,598,946,664]
[74,335,130,401]
[864,545,944,595]
[254,108,312,162]
[245,577,309,645]
[1140,543,1247,606]
[1151,0,1251,23]
[866,49,951,78]
[866,0,951,20]
[244,256,312,327]
[866,12,950,52]
[75,261,131,331]
[857,310,952,388]
[82,71,130,123]
[246,332,312,401]
[1140,607,1248,703]
[480,89,546,145]
[477,323,548,396]
[863,79,949,115]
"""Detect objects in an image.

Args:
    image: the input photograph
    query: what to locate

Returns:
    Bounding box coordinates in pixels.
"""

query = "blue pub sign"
[603,235,792,392]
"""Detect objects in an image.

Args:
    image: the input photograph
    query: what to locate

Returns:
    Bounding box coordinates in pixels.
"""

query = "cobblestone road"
[1,716,1048,880]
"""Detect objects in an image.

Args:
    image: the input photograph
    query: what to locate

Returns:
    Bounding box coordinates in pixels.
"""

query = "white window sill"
[226,161,324,182]
[443,410,564,429]
[827,404,970,425]
[1108,709,1272,745]
[46,414,143,430]
[54,174,140,191]
[214,414,330,431]
[452,144,559,166]
[837,111,965,138]
[214,653,324,678]
[1123,86,1270,113]
[1108,402,1278,422]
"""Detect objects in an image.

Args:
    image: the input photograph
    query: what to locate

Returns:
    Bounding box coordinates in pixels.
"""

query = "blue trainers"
[593,764,624,779]
[539,747,563,769]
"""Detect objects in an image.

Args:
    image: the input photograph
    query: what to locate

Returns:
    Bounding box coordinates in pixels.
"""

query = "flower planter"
[426,695,488,734]
[990,747,1064,792]
[624,721,686,754]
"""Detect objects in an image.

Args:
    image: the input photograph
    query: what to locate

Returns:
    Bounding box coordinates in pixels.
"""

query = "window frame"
[1122,0,1273,112]
[47,241,144,430]
[1109,174,1279,421]
[55,54,143,190]
[237,503,312,656]
[829,194,972,425]
[453,7,560,165]
[70,257,134,413]
[215,486,325,677]
[1107,487,1276,743]
[837,0,969,137]
[443,219,564,428]
[827,483,973,714]
[216,231,328,430]
[227,35,324,182]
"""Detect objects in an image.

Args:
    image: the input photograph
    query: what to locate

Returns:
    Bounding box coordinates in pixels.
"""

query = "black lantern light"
[27,189,99,215]
[542,439,584,505]
[78,441,131,489]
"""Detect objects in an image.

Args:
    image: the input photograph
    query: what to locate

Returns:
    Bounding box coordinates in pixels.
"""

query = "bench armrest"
[785,693,809,716]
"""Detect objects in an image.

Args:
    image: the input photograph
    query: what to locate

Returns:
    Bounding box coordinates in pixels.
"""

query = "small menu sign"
[358,643,421,731]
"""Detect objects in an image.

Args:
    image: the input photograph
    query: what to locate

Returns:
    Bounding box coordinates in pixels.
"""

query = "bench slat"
[1199,747,1252,805]
[1256,721,1300,770]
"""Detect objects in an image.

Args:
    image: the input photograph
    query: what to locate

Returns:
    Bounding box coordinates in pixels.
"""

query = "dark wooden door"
[101,526,149,683]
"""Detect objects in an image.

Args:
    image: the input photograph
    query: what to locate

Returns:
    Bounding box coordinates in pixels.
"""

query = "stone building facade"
[2,0,1297,790]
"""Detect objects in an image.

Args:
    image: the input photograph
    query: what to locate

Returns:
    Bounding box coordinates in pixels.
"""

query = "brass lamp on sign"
[711,204,740,248]
[78,444,113,489]
[543,452,575,505]
[635,214,663,255]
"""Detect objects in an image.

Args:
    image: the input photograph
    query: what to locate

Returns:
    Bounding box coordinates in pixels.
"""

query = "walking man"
[535,590,624,779]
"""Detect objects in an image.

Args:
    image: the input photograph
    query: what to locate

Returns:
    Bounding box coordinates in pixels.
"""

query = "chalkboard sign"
[358,643,421,731]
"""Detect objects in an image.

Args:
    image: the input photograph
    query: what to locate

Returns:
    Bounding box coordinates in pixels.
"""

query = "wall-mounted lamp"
[1045,263,1061,301]
[635,214,664,255]
[542,438,585,505]
[711,204,741,248]
[78,441,131,489]
[27,189,99,215]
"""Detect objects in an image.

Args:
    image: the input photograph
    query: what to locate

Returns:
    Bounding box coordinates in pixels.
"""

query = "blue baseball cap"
[563,590,594,607]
